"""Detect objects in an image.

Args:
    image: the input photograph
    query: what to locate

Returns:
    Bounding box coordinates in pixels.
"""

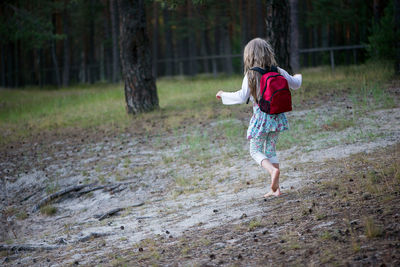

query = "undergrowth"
[0,61,396,146]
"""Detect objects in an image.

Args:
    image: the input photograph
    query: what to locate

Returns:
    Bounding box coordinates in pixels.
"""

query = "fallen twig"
[32,183,95,212]
[97,207,124,221]
[94,202,145,221]
[103,184,120,192]
[110,185,127,194]
[55,214,72,221]
[76,185,106,196]
[75,232,110,243]
[135,216,155,220]
[21,191,37,202]
[32,181,139,213]
[0,244,60,252]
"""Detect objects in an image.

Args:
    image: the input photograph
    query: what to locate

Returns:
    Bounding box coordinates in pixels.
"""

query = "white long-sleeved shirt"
[221,67,302,105]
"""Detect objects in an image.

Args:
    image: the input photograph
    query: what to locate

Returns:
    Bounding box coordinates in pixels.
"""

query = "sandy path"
[1,106,399,266]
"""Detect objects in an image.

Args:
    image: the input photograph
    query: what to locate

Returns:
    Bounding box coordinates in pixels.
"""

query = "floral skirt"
[247,105,289,140]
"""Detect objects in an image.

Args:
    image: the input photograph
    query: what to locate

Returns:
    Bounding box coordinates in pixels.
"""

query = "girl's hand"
[216,90,224,99]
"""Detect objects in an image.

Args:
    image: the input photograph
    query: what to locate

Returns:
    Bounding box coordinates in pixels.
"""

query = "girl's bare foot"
[270,168,280,192]
[264,187,282,198]
[260,160,281,197]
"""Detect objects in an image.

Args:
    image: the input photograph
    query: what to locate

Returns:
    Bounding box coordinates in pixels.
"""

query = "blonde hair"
[243,38,277,103]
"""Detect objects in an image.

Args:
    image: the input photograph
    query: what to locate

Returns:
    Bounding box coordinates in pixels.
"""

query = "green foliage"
[1,0,64,47]
[306,0,370,26]
[367,0,396,60]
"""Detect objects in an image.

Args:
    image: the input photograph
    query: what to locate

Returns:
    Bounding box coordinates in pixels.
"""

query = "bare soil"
[1,87,399,266]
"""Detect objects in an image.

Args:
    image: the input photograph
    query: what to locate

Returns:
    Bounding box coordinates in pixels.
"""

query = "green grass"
[40,204,58,216]
[350,81,396,115]
[0,61,396,146]
[320,231,333,240]
[0,76,242,145]
[293,62,394,104]
[248,219,262,230]
[16,210,29,220]
[322,116,355,131]
[217,119,247,143]
[364,217,382,238]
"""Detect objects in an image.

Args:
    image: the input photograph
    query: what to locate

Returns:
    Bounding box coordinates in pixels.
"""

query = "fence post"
[179,60,183,76]
[330,49,335,71]
[353,49,357,64]
[212,58,217,77]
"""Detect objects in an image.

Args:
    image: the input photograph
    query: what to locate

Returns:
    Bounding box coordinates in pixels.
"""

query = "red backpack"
[247,66,292,114]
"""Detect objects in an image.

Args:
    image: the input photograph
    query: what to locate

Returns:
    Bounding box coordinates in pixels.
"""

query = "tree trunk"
[117,0,158,114]
[183,36,190,76]
[289,0,299,72]
[88,0,96,83]
[373,0,383,24]
[50,40,61,87]
[33,49,41,87]
[301,0,308,67]
[187,1,197,76]
[200,29,210,73]
[7,44,13,87]
[100,42,105,81]
[103,0,112,81]
[213,20,220,77]
[162,6,173,76]
[221,24,233,75]
[256,0,264,37]
[19,41,25,86]
[80,50,86,83]
[62,0,70,87]
[1,44,5,87]
[152,1,160,78]
[240,0,248,51]
[266,0,292,73]
[321,24,329,47]
[110,0,120,83]
[14,42,19,88]
[395,0,400,75]
[177,38,185,76]
[312,26,317,66]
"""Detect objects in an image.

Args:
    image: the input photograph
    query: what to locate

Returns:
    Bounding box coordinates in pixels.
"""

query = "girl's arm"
[216,75,250,105]
[277,67,302,90]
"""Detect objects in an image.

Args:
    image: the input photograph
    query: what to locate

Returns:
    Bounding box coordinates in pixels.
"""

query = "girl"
[216,38,302,198]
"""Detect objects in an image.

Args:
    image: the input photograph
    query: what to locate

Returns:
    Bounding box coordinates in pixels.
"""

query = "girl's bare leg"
[261,160,281,197]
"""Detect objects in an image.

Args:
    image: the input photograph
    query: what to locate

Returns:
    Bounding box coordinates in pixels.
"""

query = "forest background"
[0,0,397,88]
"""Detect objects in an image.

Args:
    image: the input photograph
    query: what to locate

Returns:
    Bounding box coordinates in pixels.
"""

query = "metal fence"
[299,45,367,71]
[1,45,368,87]
[154,44,368,76]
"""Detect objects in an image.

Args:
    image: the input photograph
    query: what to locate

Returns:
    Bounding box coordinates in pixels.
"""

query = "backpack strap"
[247,66,279,104]
[247,68,265,104]
[249,67,267,75]
[270,65,278,73]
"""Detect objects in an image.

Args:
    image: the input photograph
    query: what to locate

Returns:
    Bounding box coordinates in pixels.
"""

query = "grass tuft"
[40,205,57,216]
[364,217,382,238]
[248,219,262,231]
[16,210,29,220]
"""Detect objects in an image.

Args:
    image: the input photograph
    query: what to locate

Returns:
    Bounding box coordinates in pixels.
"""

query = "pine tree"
[117,0,159,114]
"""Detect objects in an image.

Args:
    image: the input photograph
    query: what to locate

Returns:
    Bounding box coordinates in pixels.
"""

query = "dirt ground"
[1,83,400,266]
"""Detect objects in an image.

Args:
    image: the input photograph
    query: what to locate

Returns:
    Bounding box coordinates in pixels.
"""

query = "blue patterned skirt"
[247,104,289,139]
